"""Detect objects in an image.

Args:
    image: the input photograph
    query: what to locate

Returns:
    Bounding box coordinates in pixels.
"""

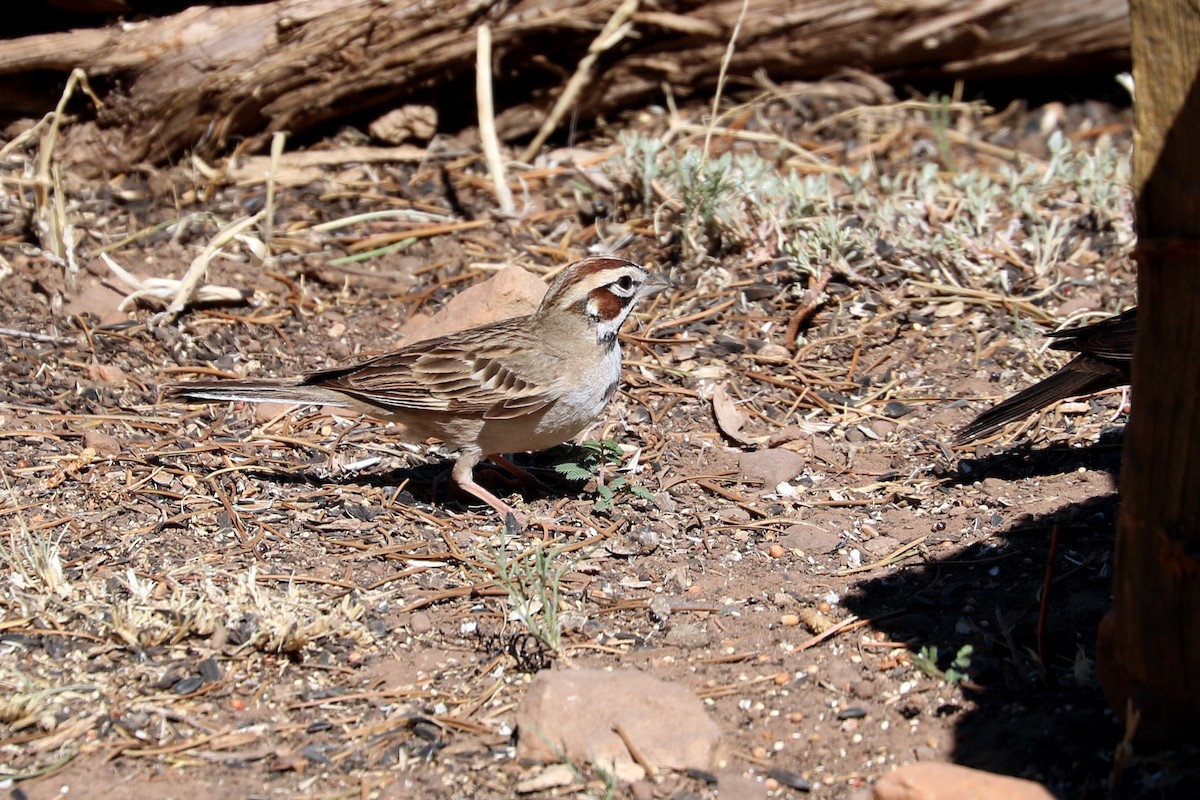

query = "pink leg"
[487,454,541,488]
[452,451,528,526]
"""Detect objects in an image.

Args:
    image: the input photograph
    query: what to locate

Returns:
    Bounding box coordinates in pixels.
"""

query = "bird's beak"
[645,272,675,294]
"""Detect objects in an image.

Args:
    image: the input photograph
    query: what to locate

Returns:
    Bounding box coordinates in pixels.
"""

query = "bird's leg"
[487,454,542,489]
[452,452,528,527]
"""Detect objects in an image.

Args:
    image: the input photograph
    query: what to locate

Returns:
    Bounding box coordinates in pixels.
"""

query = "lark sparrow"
[957,307,1135,443]
[167,256,670,522]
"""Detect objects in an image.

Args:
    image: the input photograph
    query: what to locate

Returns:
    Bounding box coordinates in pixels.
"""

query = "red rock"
[83,429,121,455]
[738,448,805,488]
[399,265,546,343]
[514,668,723,772]
[870,763,1056,800]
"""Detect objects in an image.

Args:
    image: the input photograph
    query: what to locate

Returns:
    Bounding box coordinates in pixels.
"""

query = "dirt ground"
[1,79,1191,799]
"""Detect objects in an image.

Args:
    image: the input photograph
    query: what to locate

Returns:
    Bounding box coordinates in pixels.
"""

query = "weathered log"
[0,0,1130,173]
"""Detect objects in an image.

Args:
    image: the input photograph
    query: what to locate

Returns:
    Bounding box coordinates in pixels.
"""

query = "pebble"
[871,418,898,438]
[409,611,433,634]
[664,622,711,648]
[738,448,806,487]
[83,428,121,455]
[781,524,842,554]
[870,763,1056,800]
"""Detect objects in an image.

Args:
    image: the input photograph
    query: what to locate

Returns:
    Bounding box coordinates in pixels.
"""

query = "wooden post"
[1096,0,1200,743]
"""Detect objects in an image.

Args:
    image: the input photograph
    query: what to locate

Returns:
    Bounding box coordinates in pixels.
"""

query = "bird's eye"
[615,275,635,292]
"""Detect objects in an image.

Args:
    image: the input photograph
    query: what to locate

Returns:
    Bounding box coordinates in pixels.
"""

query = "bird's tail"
[165,379,350,408]
[955,357,1116,444]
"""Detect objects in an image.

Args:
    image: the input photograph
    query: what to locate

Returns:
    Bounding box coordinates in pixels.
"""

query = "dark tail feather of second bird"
[955,308,1136,444]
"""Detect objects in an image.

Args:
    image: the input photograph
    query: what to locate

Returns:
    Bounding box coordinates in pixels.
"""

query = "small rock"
[860,535,901,557]
[409,611,433,634]
[870,763,1056,800]
[514,669,723,771]
[767,544,786,559]
[871,418,898,438]
[400,266,547,343]
[612,760,647,784]
[738,448,806,488]
[851,680,877,699]
[773,591,798,608]
[882,401,914,419]
[664,622,711,648]
[781,524,842,554]
[672,343,697,361]
[198,657,222,682]
[173,676,203,695]
[83,429,121,455]
[768,425,807,446]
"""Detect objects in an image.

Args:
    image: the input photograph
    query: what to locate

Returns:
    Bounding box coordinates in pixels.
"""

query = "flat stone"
[663,622,711,649]
[83,429,121,455]
[738,448,806,488]
[515,668,723,773]
[781,524,842,554]
[871,763,1056,800]
[400,266,546,343]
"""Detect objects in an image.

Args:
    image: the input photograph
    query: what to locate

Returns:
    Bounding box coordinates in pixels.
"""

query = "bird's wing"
[1048,308,1136,360]
[303,318,557,419]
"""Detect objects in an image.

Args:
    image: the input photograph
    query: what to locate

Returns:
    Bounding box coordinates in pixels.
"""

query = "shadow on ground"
[839,433,1196,799]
